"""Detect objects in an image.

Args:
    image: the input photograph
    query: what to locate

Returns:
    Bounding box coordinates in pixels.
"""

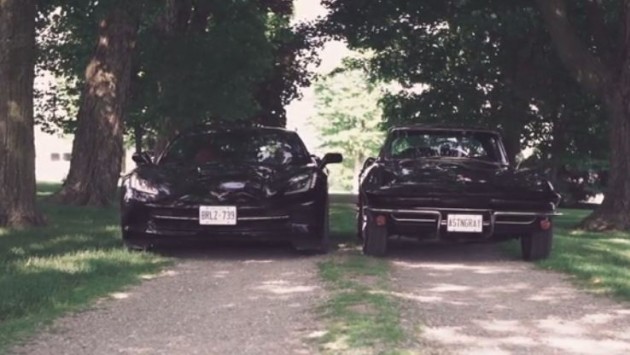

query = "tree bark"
[53,7,138,206]
[536,0,630,230]
[0,0,45,227]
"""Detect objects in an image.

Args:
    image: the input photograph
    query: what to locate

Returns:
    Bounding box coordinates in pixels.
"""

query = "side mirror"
[132,151,153,166]
[320,153,343,167]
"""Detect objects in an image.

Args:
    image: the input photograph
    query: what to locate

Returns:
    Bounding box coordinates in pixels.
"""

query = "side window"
[50,153,60,161]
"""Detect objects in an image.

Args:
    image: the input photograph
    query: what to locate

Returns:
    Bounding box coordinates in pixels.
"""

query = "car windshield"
[384,129,507,164]
[159,129,310,166]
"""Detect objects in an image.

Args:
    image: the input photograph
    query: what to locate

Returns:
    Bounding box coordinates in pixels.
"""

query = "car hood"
[366,159,552,198]
[130,162,315,204]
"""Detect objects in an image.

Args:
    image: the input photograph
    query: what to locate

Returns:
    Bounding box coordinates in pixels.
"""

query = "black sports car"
[358,126,562,260]
[121,126,342,252]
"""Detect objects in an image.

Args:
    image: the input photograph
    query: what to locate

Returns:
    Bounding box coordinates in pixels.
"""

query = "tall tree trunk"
[0,0,45,227]
[536,0,630,230]
[581,91,630,230]
[153,0,194,149]
[53,7,138,206]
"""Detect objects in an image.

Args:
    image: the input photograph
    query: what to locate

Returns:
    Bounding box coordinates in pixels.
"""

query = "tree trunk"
[53,7,138,206]
[536,0,630,230]
[0,0,45,227]
[580,91,630,230]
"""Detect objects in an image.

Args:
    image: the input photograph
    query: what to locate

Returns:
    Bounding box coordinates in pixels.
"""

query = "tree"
[52,4,140,206]
[311,64,384,192]
[0,0,45,227]
[321,1,602,164]
[535,0,630,230]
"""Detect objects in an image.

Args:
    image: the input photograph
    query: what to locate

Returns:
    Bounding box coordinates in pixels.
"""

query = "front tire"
[521,227,553,261]
[362,216,388,257]
[294,198,330,255]
[122,230,151,252]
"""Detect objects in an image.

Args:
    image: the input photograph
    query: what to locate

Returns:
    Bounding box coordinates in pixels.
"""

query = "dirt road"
[11,243,326,355]
[11,234,630,354]
[388,241,630,355]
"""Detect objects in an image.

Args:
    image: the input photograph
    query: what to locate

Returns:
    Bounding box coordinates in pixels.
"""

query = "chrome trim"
[238,216,290,222]
[153,215,197,221]
[494,211,562,217]
[370,208,442,235]
[368,207,560,216]
[366,207,560,238]
[395,218,437,223]
[495,219,537,225]
[153,215,290,222]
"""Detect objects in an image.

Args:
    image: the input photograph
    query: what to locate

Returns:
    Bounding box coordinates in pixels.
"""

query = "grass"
[505,208,630,300]
[318,203,405,354]
[0,184,170,353]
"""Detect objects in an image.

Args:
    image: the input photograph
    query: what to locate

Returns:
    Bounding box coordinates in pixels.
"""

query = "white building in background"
[35,128,73,182]
[34,128,135,183]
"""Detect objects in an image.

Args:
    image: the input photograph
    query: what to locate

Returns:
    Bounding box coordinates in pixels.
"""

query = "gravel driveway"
[11,243,326,355]
[388,240,630,355]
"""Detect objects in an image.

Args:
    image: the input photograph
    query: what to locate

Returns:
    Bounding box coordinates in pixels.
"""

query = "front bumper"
[364,207,560,241]
[121,199,321,244]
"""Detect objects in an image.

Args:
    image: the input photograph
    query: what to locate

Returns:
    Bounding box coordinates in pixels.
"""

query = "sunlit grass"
[505,209,630,300]
[318,205,405,353]
[0,185,170,352]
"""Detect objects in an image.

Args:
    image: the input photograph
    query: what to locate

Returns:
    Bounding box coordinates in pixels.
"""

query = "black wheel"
[521,227,553,261]
[294,198,330,255]
[318,199,331,254]
[362,217,388,257]
[122,230,151,252]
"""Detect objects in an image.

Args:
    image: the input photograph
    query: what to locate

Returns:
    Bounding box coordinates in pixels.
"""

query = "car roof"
[179,124,295,135]
[388,124,501,135]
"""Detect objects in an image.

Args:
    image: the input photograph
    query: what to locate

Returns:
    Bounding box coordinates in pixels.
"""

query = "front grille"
[391,211,440,224]
[147,206,290,231]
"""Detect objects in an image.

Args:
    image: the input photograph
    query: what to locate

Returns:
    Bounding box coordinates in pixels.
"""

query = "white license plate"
[199,206,237,226]
[446,214,483,233]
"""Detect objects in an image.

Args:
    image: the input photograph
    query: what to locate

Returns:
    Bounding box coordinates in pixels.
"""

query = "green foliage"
[321,0,610,196]
[0,184,170,352]
[319,204,405,353]
[35,0,318,140]
[311,63,385,191]
[137,1,274,129]
[504,209,630,301]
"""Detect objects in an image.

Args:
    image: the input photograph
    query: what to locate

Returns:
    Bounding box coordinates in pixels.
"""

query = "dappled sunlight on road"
[12,242,326,355]
[388,241,630,354]
[253,279,319,295]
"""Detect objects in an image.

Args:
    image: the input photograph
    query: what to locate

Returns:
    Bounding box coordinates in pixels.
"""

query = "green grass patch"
[317,205,405,354]
[505,208,630,300]
[0,185,170,352]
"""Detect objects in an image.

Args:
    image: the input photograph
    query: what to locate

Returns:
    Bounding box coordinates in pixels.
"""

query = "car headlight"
[128,175,160,195]
[285,173,317,195]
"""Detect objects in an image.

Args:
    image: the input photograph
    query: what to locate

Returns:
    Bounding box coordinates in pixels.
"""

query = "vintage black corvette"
[358,125,562,260]
[120,126,342,252]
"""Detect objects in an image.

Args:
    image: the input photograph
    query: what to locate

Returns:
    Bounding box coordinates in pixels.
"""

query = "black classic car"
[121,126,342,252]
[358,126,561,260]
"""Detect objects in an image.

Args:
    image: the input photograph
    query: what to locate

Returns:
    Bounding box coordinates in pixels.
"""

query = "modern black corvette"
[358,126,562,260]
[121,126,342,252]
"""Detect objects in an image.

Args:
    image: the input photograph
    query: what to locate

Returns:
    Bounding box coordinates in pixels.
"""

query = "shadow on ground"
[385,240,630,355]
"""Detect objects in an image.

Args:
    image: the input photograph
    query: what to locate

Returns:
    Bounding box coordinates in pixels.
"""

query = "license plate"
[199,206,237,225]
[446,214,483,233]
